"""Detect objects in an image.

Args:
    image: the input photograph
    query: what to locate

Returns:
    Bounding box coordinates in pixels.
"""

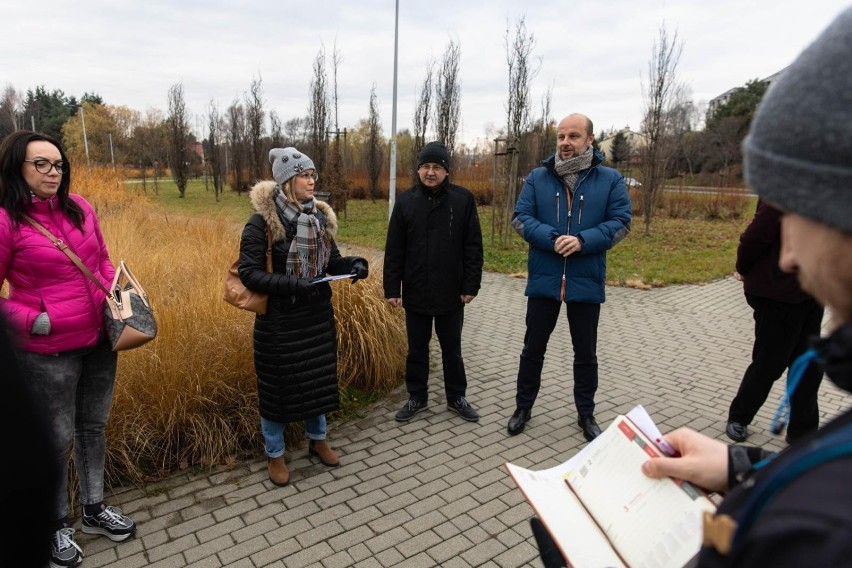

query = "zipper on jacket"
[556,192,560,224]
[578,195,584,226]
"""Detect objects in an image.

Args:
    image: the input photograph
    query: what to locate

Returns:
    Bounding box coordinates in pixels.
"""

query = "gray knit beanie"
[269,147,315,185]
[743,7,852,233]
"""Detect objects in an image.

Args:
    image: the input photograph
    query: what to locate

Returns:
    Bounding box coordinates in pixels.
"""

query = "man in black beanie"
[383,141,484,423]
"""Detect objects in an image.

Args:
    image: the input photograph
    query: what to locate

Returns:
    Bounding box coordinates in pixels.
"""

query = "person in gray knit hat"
[532,8,852,568]
[237,146,368,486]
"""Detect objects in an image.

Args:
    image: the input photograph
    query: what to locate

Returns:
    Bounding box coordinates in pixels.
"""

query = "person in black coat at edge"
[0,314,56,567]
[533,8,852,567]
[239,147,368,487]
[383,141,484,424]
[725,199,825,444]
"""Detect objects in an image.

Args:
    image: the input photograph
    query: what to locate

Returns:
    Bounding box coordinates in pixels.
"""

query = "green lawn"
[137,178,752,287]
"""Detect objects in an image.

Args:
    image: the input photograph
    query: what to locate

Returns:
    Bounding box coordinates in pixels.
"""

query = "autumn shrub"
[66,168,406,486]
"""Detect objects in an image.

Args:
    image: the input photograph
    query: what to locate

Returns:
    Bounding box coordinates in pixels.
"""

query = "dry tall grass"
[68,167,405,486]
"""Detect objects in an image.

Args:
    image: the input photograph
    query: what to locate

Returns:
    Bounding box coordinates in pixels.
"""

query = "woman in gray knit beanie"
[237,147,369,486]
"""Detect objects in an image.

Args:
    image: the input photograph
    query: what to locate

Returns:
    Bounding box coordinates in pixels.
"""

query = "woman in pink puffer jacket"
[0,131,136,568]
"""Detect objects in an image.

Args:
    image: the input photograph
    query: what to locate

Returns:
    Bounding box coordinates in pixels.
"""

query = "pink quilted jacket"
[0,194,115,354]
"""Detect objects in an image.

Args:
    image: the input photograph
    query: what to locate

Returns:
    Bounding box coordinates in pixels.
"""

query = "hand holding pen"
[642,428,730,492]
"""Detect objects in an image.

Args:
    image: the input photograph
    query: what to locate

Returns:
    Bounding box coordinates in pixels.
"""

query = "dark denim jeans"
[16,341,118,522]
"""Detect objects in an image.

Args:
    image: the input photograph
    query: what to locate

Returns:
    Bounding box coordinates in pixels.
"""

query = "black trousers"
[404,307,467,403]
[728,294,825,441]
[515,298,600,417]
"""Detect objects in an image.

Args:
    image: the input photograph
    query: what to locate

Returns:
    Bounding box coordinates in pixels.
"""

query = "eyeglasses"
[296,171,319,182]
[25,159,67,174]
[418,164,445,173]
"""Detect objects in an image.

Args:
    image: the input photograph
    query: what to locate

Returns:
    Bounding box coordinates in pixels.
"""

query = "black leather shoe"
[726,421,748,442]
[578,415,602,441]
[507,408,532,436]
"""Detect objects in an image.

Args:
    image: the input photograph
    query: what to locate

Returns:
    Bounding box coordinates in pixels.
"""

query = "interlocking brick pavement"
[79,272,848,567]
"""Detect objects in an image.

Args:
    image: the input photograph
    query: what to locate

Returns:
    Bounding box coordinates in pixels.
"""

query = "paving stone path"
[81,272,847,567]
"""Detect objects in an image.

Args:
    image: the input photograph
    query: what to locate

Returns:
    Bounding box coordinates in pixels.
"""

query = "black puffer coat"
[238,181,363,423]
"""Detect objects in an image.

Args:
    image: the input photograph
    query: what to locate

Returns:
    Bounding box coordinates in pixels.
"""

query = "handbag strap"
[22,214,111,297]
[265,227,272,272]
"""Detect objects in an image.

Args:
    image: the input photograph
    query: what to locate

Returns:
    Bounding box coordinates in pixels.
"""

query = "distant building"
[706,68,787,119]
[597,126,649,167]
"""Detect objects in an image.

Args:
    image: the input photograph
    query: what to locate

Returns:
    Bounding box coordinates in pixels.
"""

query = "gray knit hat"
[269,147,315,185]
[743,7,852,233]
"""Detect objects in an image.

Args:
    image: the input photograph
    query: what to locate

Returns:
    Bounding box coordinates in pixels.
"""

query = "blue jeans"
[16,341,118,522]
[261,415,327,458]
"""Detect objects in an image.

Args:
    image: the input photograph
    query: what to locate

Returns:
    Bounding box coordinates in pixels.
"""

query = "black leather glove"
[530,517,568,568]
[350,259,369,283]
[292,277,318,300]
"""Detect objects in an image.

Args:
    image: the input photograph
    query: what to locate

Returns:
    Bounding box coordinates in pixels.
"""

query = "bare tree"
[412,59,435,181]
[167,82,192,198]
[245,76,265,181]
[434,39,461,157]
[308,46,330,180]
[0,84,22,139]
[505,17,539,143]
[326,41,348,211]
[207,100,224,201]
[269,110,284,148]
[226,98,247,194]
[365,84,384,201]
[536,83,555,161]
[640,24,684,234]
[284,116,309,147]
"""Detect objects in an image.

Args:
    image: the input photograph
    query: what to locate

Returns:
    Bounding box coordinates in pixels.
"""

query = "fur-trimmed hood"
[249,180,338,242]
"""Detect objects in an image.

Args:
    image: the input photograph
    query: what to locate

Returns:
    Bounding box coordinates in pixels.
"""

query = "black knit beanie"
[417,142,450,172]
[743,7,852,234]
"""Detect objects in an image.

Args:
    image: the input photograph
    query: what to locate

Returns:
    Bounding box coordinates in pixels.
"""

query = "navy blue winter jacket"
[511,149,631,304]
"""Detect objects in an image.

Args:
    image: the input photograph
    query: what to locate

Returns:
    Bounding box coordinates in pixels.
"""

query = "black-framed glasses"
[25,159,67,174]
[296,171,319,182]
[418,164,445,173]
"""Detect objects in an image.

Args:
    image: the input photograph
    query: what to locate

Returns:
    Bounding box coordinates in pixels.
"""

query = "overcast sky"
[4,1,848,146]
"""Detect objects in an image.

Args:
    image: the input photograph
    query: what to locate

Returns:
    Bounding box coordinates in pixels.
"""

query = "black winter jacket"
[238,181,363,423]
[383,179,483,315]
[699,323,852,567]
[736,200,812,304]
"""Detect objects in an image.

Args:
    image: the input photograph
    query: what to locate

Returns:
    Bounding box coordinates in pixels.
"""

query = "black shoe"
[395,399,428,422]
[447,397,480,422]
[726,421,748,443]
[507,408,532,436]
[578,415,602,441]
[81,505,136,542]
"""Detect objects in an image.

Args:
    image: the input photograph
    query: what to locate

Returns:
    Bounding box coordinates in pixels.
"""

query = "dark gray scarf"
[554,146,593,190]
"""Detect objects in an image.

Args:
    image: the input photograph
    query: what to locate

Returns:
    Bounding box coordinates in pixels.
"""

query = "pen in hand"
[656,437,681,458]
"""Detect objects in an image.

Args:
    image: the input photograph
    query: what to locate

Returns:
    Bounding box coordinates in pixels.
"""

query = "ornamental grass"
[70,167,406,488]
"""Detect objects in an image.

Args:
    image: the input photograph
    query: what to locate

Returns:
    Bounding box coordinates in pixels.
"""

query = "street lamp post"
[388,0,399,219]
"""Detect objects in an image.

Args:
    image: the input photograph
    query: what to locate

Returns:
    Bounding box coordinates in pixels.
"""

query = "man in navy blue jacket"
[508,114,632,440]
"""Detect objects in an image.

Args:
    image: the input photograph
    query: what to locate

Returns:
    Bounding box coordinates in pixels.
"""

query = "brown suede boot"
[309,439,339,467]
[267,456,289,486]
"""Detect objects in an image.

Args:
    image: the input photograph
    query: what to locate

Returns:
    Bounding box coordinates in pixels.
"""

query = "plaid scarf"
[554,146,594,190]
[274,188,330,280]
